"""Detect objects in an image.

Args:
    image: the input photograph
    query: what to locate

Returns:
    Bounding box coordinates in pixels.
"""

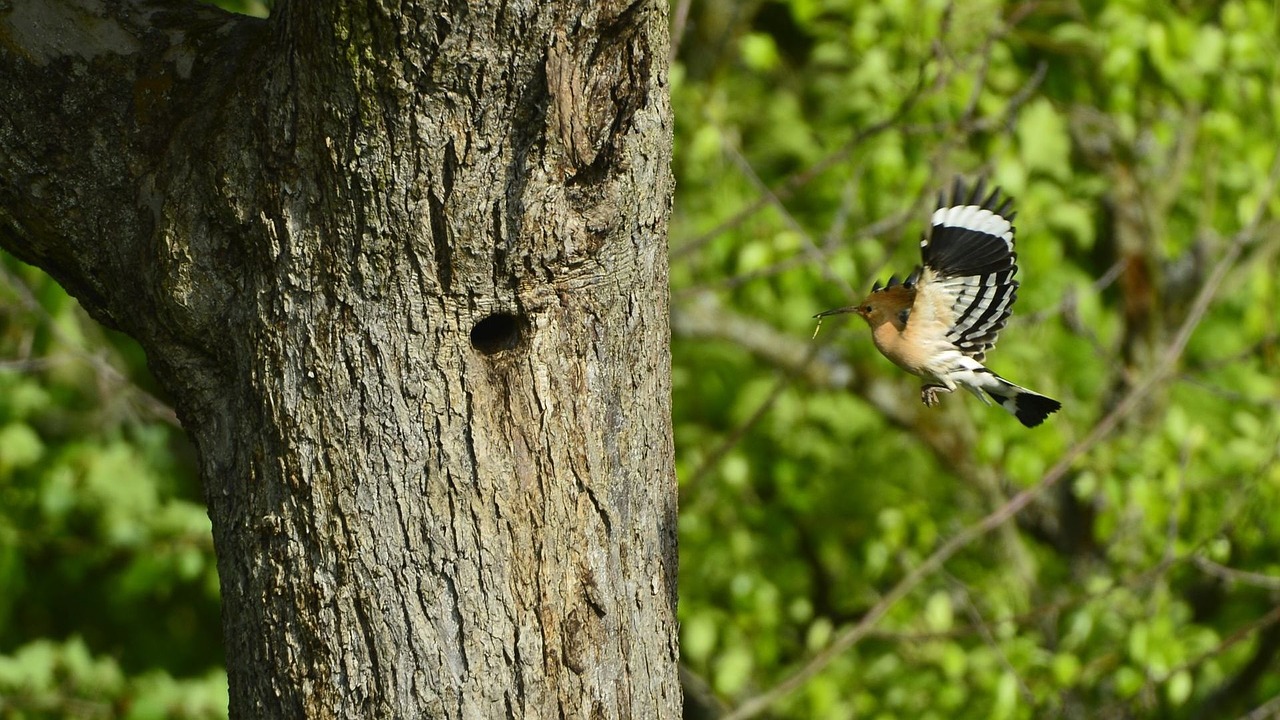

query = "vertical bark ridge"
[206,1,679,717]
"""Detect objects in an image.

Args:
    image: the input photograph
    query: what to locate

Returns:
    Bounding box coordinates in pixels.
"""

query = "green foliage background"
[3,1,1279,718]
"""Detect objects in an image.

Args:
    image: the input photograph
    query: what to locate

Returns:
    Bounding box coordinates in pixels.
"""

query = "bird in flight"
[814,177,1061,427]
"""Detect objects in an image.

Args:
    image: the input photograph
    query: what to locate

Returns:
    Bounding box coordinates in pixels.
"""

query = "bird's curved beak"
[813,305,862,319]
[812,305,865,339]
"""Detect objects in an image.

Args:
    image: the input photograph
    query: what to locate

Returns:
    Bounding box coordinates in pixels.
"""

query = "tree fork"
[0,0,680,717]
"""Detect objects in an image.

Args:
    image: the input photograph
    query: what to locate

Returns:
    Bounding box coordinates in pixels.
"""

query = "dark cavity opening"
[470,313,522,355]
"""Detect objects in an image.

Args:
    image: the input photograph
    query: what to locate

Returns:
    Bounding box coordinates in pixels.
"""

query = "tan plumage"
[816,178,1061,427]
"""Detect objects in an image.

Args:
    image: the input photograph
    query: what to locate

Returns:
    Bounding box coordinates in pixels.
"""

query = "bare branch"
[1237,692,1280,720]
[1192,557,1280,591]
[669,0,693,61]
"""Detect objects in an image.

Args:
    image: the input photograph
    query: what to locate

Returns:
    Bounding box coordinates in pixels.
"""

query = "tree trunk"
[0,0,680,717]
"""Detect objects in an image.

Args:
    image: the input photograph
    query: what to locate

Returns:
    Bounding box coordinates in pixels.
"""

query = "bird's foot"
[921,384,947,407]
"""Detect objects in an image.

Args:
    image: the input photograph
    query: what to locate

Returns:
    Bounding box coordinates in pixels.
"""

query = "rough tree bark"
[0,0,679,717]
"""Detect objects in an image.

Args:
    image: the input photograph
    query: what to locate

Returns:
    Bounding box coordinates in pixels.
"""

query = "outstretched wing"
[910,177,1020,361]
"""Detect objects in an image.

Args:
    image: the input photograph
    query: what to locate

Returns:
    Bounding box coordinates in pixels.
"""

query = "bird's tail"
[982,376,1061,428]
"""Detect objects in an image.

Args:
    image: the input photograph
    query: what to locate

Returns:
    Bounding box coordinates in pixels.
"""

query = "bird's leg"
[921,384,951,407]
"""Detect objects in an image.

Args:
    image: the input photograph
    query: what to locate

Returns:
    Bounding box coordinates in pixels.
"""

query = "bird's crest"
[870,267,921,295]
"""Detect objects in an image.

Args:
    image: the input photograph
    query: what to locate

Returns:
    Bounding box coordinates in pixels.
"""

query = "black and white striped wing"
[916,178,1020,361]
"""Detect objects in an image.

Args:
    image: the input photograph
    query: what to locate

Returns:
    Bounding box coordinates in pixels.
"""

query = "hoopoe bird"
[815,177,1061,427]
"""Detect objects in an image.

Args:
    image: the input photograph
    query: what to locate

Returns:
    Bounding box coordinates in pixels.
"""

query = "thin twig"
[1237,691,1280,720]
[1162,437,1193,568]
[1018,258,1128,325]
[944,571,1036,704]
[679,343,821,493]
[672,63,931,261]
[1192,557,1280,591]
[0,356,65,372]
[0,261,180,427]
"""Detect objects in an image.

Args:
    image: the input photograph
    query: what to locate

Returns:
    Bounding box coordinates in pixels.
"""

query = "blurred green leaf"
[0,422,43,472]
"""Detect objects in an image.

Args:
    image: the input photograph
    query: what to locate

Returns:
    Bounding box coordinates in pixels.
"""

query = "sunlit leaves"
[0,637,228,720]
[672,0,1280,717]
[1015,100,1071,179]
[0,250,218,711]
[0,423,44,473]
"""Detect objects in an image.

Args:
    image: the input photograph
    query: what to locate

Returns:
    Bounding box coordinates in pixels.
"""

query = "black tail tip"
[1015,394,1062,428]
